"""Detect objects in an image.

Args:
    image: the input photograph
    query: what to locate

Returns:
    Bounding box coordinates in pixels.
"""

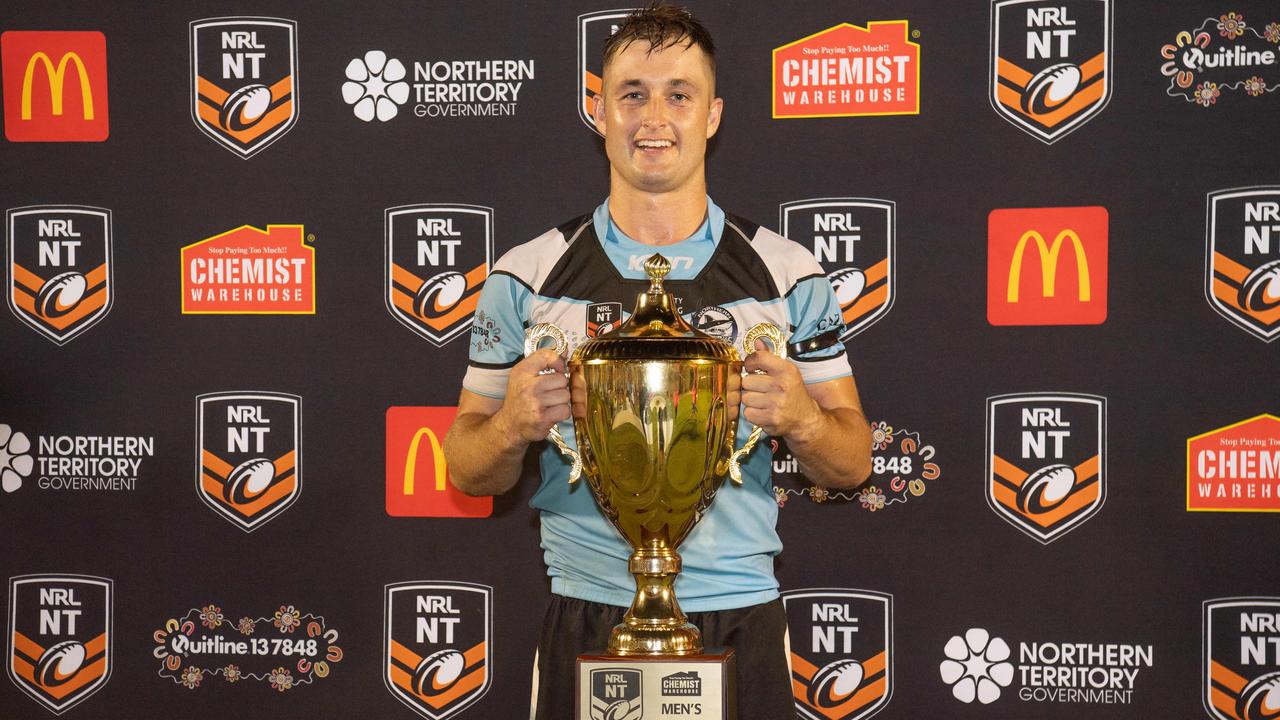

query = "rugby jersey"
[463,197,851,611]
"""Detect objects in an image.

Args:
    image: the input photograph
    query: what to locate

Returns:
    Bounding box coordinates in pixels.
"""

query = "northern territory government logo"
[343,49,534,122]
[577,9,636,133]
[386,205,491,346]
[986,392,1106,543]
[8,574,112,715]
[1203,597,1280,720]
[782,589,892,720]
[1161,12,1280,107]
[181,224,315,314]
[386,407,491,518]
[1,31,109,142]
[780,199,894,340]
[0,422,153,494]
[6,205,112,345]
[990,0,1112,143]
[384,582,492,720]
[1206,187,1280,342]
[590,668,642,720]
[988,206,1108,326]
[1188,414,1280,512]
[152,601,342,691]
[196,392,300,532]
[190,17,298,158]
[773,21,919,119]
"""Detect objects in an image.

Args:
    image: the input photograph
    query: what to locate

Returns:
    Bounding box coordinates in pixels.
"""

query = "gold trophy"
[524,254,784,663]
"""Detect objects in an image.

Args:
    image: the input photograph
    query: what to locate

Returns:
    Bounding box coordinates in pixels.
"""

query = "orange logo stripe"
[388,639,487,709]
[201,473,296,516]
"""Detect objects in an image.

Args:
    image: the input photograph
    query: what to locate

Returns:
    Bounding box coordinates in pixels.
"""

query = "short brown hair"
[602,3,716,75]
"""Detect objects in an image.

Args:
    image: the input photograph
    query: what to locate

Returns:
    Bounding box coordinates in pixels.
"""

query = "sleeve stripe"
[468,357,521,370]
[489,269,536,295]
[783,273,828,298]
[793,349,846,363]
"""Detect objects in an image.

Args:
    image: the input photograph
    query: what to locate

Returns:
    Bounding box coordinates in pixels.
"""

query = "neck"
[607,171,708,246]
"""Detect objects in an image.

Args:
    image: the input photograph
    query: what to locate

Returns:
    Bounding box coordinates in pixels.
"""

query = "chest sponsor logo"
[2,31,108,142]
[590,667,642,720]
[7,574,112,715]
[578,9,636,133]
[781,199,894,340]
[988,206,1108,325]
[1206,187,1280,342]
[181,224,314,313]
[1204,598,1280,720]
[1161,12,1280,107]
[384,582,492,719]
[151,602,342,691]
[986,393,1106,543]
[196,392,300,532]
[586,301,622,338]
[190,17,298,158]
[783,589,892,720]
[1188,414,1280,512]
[386,407,491,518]
[386,205,491,346]
[6,206,112,345]
[990,1,1112,143]
[773,21,919,119]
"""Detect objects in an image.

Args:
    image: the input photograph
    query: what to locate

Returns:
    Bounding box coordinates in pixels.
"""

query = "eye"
[670,93,689,102]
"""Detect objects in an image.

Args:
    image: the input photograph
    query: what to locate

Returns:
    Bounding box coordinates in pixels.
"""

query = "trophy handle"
[523,322,582,484]
[728,323,789,485]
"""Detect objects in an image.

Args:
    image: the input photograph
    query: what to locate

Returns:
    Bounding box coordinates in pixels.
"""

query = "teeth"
[636,140,673,148]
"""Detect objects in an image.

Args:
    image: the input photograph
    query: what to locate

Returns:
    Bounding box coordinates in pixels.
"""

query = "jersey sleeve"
[461,271,531,399]
[786,274,852,384]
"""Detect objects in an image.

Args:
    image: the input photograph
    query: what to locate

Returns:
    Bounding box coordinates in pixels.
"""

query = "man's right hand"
[494,348,571,443]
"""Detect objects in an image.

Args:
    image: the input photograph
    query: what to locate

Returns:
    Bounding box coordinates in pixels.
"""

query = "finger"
[532,372,569,391]
[740,392,772,409]
[741,374,775,393]
[539,389,571,407]
[543,403,571,426]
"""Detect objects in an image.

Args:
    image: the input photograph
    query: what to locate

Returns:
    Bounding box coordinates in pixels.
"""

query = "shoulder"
[722,213,825,295]
[492,214,593,293]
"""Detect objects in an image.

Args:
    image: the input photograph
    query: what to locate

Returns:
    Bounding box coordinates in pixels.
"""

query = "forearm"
[784,406,872,490]
[443,410,530,496]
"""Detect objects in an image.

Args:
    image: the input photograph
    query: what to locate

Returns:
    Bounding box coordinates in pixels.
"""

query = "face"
[594,40,723,195]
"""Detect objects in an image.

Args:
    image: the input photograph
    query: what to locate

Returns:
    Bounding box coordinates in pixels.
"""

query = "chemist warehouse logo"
[342,49,534,122]
[196,392,300,532]
[1204,598,1280,720]
[6,206,112,345]
[773,21,919,119]
[577,9,636,133]
[783,589,892,720]
[8,574,112,715]
[986,393,1106,543]
[384,582,491,720]
[181,224,315,314]
[990,0,1112,144]
[190,17,298,158]
[781,199,894,340]
[1206,187,1280,343]
[939,627,1154,706]
[386,205,491,346]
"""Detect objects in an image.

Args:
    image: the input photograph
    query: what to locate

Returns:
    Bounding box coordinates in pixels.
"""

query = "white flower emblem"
[0,424,33,493]
[342,50,410,122]
[939,628,1014,704]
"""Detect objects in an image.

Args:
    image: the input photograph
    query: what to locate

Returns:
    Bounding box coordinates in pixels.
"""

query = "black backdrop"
[2,1,1277,718]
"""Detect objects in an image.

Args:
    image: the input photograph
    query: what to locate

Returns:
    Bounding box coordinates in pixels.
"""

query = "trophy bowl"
[526,254,783,656]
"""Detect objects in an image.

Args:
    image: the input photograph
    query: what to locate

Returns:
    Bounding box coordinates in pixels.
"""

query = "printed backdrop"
[2,1,1278,719]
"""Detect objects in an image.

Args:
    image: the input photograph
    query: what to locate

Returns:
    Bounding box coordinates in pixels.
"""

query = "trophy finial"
[645,254,672,293]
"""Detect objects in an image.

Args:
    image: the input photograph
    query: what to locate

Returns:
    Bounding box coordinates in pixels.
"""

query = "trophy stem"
[608,544,703,656]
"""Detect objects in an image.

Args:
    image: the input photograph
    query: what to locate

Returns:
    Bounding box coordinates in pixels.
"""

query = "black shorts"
[531,595,795,720]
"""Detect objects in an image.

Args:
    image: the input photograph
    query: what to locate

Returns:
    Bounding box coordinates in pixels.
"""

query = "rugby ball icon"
[1021,63,1082,115]
[828,267,867,307]
[35,640,86,687]
[220,84,272,131]
[414,271,467,319]
[1016,463,1076,513]
[1237,670,1280,720]
[224,458,276,504]
[412,649,465,695]
[1240,259,1280,313]
[36,271,88,319]
[809,659,864,707]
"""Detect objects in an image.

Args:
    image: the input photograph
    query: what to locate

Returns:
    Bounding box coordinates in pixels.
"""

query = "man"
[443,5,872,718]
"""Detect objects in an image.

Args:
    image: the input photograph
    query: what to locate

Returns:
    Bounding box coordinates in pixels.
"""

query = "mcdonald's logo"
[386,407,491,518]
[988,206,1107,325]
[2,31,108,141]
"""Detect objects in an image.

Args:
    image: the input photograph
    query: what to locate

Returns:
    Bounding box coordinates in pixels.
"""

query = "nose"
[641,96,668,129]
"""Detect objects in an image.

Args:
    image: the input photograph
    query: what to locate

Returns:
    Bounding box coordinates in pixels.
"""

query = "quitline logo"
[987,206,1108,325]
[384,582,492,720]
[196,392,301,532]
[782,589,892,720]
[7,574,112,715]
[1206,187,1280,342]
[1,31,108,142]
[6,206,112,344]
[190,17,298,158]
[1161,12,1280,106]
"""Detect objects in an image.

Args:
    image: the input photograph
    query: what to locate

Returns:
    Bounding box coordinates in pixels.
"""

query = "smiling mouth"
[635,139,674,150]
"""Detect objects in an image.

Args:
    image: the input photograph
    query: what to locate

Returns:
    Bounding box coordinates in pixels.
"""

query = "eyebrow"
[617,78,697,90]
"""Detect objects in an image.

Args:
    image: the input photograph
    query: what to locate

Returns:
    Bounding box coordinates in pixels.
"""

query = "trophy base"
[576,648,737,720]
[609,620,701,656]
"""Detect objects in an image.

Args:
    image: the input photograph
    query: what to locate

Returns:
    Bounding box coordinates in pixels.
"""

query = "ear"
[705,97,724,139]
[592,94,607,135]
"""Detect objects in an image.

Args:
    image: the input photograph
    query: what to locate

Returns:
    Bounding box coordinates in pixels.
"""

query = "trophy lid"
[572,254,740,363]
